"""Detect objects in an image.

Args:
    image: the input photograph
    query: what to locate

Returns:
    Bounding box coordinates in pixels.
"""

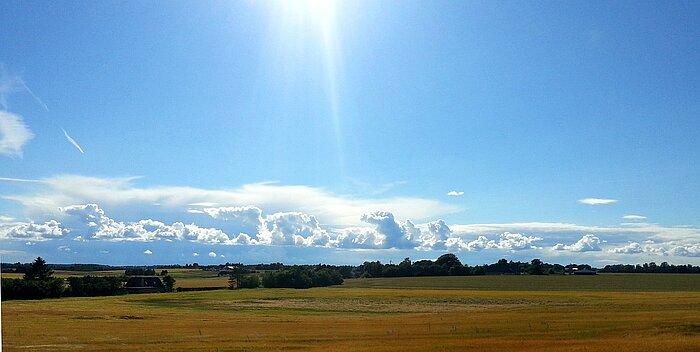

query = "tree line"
[2,257,177,301]
[599,262,700,274]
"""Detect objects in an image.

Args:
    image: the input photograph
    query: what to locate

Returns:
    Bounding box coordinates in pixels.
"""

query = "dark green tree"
[24,257,53,280]
[528,259,545,275]
[238,275,261,289]
[162,275,176,292]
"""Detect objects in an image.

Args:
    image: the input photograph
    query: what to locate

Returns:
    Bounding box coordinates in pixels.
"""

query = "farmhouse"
[125,276,166,294]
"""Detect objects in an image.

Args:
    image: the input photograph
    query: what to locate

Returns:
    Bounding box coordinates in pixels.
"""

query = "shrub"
[2,278,65,300]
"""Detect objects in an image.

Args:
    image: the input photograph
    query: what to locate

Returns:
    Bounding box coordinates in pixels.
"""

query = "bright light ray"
[267,0,346,176]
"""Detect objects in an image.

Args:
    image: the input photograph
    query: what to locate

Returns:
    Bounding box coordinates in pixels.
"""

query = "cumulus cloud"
[417,219,451,250]
[445,232,542,252]
[360,211,418,249]
[204,206,264,225]
[61,204,232,244]
[144,249,152,255]
[612,242,700,257]
[553,234,602,252]
[447,191,464,196]
[208,251,217,257]
[262,212,330,246]
[622,215,647,220]
[578,198,618,205]
[192,252,199,256]
[335,227,385,249]
[0,220,68,241]
[669,245,700,257]
[610,242,643,254]
[0,111,34,157]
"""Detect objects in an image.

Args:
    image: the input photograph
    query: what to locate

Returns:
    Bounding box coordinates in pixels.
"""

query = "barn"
[125,276,166,294]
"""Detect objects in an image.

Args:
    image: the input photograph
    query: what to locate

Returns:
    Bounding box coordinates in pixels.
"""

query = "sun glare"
[269,0,346,176]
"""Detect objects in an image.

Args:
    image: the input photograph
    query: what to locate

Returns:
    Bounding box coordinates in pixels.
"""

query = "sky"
[1,0,699,266]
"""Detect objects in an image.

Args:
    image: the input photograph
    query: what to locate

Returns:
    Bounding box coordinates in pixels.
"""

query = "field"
[3,274,700,351]
[1,268,230,289]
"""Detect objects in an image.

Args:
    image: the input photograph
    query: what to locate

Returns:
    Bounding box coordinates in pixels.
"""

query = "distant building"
[573,268,598,275]
[125,276,165,294]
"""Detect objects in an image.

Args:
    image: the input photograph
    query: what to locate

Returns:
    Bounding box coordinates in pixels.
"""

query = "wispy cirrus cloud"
[578,198,618,205]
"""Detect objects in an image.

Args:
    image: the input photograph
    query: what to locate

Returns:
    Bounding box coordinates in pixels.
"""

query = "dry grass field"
[3,275,700,351]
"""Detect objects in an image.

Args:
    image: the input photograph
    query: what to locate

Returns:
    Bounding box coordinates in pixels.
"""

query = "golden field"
[2,274,700,351]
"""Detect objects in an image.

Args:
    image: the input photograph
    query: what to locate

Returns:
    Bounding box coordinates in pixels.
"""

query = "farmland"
[3,274,700,351]
[1,268,230,289]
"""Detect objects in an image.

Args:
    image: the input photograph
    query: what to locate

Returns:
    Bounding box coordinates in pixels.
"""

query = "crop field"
[3,275,700,351]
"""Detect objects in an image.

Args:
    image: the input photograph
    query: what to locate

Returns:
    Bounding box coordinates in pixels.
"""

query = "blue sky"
[1,1,699,266]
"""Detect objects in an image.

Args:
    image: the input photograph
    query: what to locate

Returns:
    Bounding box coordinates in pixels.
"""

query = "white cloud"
[335,227,385,249]
[417,219,451,250]
[447,191,464,196]
[0,215,15,222]
[610,242,643,254]
[553,234,602,252]
[61,204,232,244]
[669,245,700,257]
[208,251,217,257]
[0,220,68,241]
[360,211,418,249]
[57,245,71,252]
[446,232,542,252]
[192,252,199,256]
[578,198,618,205]
[144,249,152,255]
[497,232,543,250]
[622,215,647,220]
[231,233,257,245]
[0,111,34,157]
[2,175,460,226]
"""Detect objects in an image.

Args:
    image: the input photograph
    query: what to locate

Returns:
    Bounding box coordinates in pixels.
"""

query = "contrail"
[20,80,49,112]
[62,128,84,154]
[0,177,42,183]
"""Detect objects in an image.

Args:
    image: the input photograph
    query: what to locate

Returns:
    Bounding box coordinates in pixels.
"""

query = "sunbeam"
[267,0,347,176]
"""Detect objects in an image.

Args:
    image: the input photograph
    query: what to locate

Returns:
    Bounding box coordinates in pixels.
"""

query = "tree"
[24,257,53,281]
[162,275,176,292]
[238,275,261,289]
[528,259,544,275]
[227,266,246,289]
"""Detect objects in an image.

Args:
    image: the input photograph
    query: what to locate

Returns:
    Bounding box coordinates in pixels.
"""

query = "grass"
[342,273,700,291]
[2,275,700,351]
